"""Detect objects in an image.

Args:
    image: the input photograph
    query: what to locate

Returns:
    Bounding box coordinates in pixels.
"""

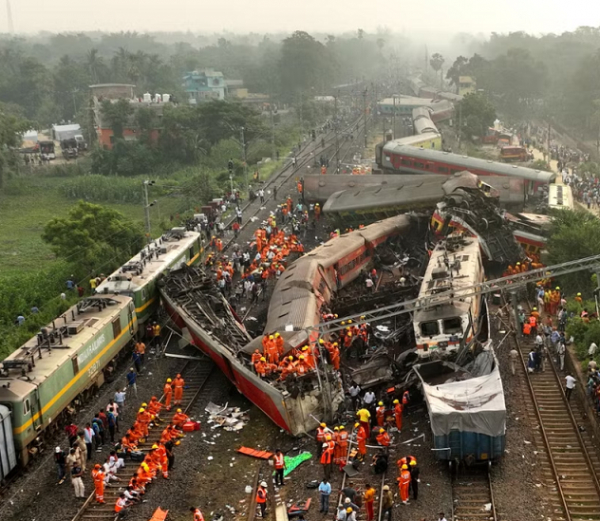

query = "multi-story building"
[183,69,226,104]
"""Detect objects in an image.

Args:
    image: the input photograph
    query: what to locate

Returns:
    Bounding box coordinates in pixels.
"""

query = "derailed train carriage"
[413,348,506,464]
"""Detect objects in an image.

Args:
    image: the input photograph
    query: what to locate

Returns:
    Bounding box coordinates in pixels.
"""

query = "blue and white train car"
[413,348,506,464]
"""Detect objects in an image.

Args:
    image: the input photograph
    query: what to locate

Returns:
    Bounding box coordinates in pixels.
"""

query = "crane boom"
[316,253,600,335]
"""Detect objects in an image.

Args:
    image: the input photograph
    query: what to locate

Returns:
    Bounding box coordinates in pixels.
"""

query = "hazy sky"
[5,0,600,35]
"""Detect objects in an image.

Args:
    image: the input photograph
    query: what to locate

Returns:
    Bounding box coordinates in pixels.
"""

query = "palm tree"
[87,48,100,84]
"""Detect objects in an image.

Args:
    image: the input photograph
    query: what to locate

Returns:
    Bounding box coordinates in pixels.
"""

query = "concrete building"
[458,76,476,96]
[90,83,172,150]
[184,69,226,104]
[225,79,248,99]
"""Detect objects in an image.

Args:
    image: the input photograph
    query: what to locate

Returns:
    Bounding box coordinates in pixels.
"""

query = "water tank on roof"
[155,94,161,103]
[163,93,171,103]
[143,92,151,103]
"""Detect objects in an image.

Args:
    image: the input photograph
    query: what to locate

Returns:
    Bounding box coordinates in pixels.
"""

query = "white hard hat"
[344,498,351,504]
[261,481,267,488]
[55,446,61,453]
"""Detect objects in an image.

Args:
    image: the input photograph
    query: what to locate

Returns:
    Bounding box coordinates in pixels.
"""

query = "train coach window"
[450,169,461,175]
[420,321,439,337]
[437,166,449,174]
[443,318,463,335]
[414,162,425,169]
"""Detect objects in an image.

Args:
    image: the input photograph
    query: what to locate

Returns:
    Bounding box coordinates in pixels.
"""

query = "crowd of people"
[56,365,196,518]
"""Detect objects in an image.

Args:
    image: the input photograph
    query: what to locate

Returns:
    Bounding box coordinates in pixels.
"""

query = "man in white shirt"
[509,349,519,376]
[363,390,376,408]
[565,373,576,401]
[439,513,448,521]
[589,342,598,359]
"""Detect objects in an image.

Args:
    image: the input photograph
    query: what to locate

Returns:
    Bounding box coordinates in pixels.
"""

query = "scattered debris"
[206,402,249,431]
[281,452,312,477]
[288,499,311,517]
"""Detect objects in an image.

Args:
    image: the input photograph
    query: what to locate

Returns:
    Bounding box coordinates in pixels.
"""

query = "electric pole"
[6,0,14,34]
[334,91,340,173]
[457,101,463,151]
[392,96,396,140]
[269,100,276,160]
[240,127,248,192]
[143,180,155,242]
[363,88,368,149]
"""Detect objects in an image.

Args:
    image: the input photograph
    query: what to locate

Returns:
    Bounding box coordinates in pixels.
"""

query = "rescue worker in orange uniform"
[136,462,153,487]
[92,463,106,503]
[356,422,367,461]
[398,464,411,504]
[251,349,262,365]
[147,396,163,418]
[314,203,321,221]
[163,377,173,410]
[336,425,349,469]
[301,346,316,369]
[295,355,310,375]
[316,422,326,458]
[274,332,284,356]
[172,409,189,429]
[255,357,267,378]
[376,427,391,448]
[393,399,403,431]
[154,444,169,478]
[321,441,334,480]
[137,407,151,437]
[256,481,268,518]
[173,374,185,406]
[376,401,386,427]
[278,356,296,380]
[575,292,583,305]
[273,448,286,486]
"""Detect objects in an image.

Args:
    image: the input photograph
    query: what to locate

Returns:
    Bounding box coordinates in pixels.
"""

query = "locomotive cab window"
[23,398,31,415]
[420,321,439,337]
[72,356,80,375]
[443,317,463,334]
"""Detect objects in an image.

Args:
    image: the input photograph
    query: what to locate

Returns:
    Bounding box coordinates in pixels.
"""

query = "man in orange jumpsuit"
[137,407,150,437]
[251,349,262,365]
[398,464,411,504]
[274,332,284,357]
[173,374,185,406]
[376,402,386,427]
[91,463,106,503]
[393,399,403,431]
[254,357,267,378]
[136,462,153,487]
[320,441,334,480]
[336,425,348,469]
[172,409,189,429]
[355,422,367,462]
[376,427,390,447]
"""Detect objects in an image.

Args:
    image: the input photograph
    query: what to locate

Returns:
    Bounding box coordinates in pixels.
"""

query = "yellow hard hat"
[402,464,408,470]
[346,508,353,513]
[177,409,182,413]
[142,403,147,407]
[275,332,280,337]
[341,321,346,325]
[578,292,582,296]
[409,460,417,466]
[288,356,293,361]
[166,378,172,383]
[393,399,399,404]
[532,307,537,311]
[319,339,324,344]
[339,425,345,430]
[379,428,385,433]
[360,315,365,319]
[138,408,145,413]
[516,262,521,265]
[320,423,326,428]
[152,444,158,449]
[354,422,360,428]
[334,426,339,431]
[556,286,560,290]
[299,355,305,360]
[269,335,274,339]
[260,357,266,361]
[378,401,383,406]
[333,342,338,347]
[348,320,353,324]
[348,332,352,337]
[302,346,308,351]
[334,314,338,318]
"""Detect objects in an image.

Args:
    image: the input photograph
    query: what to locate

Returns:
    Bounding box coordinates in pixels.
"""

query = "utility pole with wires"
[143,180,156,242]
[363,88,368,149]
[240,127,248,192]
[334,91,340,173]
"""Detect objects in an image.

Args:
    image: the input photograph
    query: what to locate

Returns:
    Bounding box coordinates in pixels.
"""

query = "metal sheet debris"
[205,402,249,431]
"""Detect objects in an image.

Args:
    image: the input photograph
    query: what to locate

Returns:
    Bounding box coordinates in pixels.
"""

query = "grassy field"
[0,176,184,275]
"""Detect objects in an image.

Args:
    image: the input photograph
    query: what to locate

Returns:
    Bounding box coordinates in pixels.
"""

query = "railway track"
[70,358,215,521]
[513,302,600,521]
[451,466,497,521]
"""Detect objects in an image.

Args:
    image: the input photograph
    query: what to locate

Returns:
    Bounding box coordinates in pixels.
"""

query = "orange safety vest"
[274,453,285,469]
[256,487,267,504]
[193,509,204,521]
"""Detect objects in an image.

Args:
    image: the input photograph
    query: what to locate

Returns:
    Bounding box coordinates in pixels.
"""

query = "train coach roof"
[414,352,506,438]
[97,229,201,295]
[0,295,133,388]
[383,144,556,184]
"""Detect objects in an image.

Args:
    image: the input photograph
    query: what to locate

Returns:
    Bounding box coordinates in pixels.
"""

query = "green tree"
[456,92,496,140]
[42,201,144,272]
[546,210,600,290]
[135,106,156,145]
[0,103,30,187]
[429,53,445,87]
[446,55,468,88]
[101,98,134,140]
[279,31,331,100]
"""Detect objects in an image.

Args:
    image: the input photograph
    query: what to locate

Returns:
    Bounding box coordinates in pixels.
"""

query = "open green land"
[0,176,183,275]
